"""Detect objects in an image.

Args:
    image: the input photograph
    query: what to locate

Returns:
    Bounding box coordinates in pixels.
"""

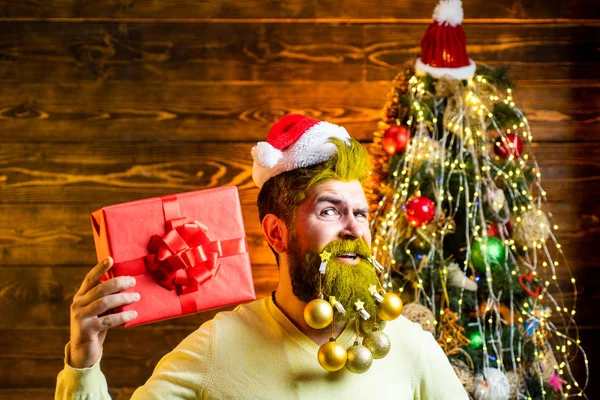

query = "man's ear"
[262,214,288,253]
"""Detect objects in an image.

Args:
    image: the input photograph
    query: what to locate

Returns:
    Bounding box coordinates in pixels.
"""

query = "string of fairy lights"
[368,68,589,398]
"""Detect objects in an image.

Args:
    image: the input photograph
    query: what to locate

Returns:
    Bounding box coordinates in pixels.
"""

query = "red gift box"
[90,186,255,327]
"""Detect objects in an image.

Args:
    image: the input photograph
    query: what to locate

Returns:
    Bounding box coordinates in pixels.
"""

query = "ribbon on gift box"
[145,195,246,299]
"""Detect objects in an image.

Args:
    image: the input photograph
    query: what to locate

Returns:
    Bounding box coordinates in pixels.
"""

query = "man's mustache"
[321,239,372,260]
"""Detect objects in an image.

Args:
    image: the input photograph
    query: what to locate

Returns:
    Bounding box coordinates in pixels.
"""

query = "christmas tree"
[365,1,589,398]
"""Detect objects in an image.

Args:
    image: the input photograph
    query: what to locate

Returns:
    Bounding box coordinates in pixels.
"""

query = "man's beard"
[287,236,379,324]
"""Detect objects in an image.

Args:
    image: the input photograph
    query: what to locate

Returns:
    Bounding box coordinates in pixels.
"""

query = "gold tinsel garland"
[436,309,471,354]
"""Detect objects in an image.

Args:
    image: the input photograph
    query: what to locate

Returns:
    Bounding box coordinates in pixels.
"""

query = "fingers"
[77,257,113,296]
[77,275,137,308]
[93,310,139,331]
[81,292,141,319]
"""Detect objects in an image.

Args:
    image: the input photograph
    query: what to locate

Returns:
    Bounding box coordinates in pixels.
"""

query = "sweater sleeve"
[55,321,215,400]
[414,332,470,400]
[55,344,111,400]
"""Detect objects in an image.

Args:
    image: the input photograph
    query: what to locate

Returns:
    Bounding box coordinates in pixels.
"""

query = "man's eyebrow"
[315,196,369,214]
[315,195,343,206]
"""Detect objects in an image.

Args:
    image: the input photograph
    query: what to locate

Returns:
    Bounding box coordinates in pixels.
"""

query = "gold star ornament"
[354,300,365,310]
[320,250,332,262]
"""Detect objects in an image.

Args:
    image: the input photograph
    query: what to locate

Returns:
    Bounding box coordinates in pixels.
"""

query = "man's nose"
[339,214,364,239]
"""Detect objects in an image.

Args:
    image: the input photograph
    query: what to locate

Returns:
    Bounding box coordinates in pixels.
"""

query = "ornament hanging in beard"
[303,250,334,330]
[289,237,379,372]
[288,237,380,326]
[287,237,401,373]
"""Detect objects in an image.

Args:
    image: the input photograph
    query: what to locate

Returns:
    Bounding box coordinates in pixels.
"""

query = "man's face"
[286,180,379,322]
[294,179,372,253]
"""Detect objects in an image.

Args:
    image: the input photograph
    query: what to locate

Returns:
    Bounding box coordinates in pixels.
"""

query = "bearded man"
[56,115,468,399]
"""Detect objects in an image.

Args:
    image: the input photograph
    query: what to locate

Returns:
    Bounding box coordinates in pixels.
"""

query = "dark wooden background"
[0,1,598,398]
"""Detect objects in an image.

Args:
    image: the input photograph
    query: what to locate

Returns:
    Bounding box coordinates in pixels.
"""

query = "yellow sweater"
[56,296,468,399]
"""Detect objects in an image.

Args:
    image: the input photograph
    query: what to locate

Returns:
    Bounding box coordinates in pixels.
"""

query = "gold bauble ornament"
[345,341,373,374]
[362,329,391,359]
[377,292,403,321]
[304,298,333,329]
[512,208,551,248]
[317,338,347,371]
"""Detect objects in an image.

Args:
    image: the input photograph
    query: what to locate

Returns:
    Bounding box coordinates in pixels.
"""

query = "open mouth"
[336,253,358,261]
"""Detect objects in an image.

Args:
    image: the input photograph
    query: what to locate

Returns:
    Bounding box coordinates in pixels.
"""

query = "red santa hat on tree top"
[415,0,476,80]
[252,114,351,188]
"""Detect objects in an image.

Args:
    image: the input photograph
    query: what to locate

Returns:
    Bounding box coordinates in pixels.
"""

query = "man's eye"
[355,212,367,219]
[321,208,338,217]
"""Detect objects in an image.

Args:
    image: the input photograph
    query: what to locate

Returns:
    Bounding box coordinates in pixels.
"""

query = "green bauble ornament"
[345,341,373,374]
[362,329,391,359]
[470,236,506,273]
[466,326,483,349]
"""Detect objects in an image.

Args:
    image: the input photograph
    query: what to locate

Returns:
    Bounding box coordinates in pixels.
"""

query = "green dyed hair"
[257,137,371,264]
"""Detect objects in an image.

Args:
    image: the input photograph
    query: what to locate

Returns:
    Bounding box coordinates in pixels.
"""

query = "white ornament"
[447,262,478,291]
[319,260,328,274]
[474,368,510,400]
[487,188,506,213]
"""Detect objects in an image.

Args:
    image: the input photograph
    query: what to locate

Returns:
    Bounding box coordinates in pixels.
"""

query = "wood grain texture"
[1,142,599,205]
[0,22,597,83]
[0,82,598,142]
[0,0,598,20]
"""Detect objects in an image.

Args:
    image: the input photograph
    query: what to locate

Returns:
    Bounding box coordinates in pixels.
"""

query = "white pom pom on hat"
[415,0,476,80]
[433,0,464,26]
[251,114,351,188]
[251,141,282,169]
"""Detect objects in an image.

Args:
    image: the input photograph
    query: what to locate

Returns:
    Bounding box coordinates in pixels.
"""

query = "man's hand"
[69,257,140,368]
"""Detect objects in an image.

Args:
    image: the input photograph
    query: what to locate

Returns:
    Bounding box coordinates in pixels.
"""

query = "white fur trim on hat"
[252,121,351,188]
[433,0,464,26]
[415,57,476,80]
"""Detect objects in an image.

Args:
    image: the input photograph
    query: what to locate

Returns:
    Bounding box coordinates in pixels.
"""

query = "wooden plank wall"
[0,1,598,397]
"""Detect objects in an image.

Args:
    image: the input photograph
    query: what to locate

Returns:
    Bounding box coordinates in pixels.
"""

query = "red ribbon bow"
[519,272,541,299]
[145,220,225,294]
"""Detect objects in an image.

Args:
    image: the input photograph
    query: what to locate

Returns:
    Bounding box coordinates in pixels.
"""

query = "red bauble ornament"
[494,133,523,158]
[382,125,409,155]
[486,222,500,237]
[404,196,435,227]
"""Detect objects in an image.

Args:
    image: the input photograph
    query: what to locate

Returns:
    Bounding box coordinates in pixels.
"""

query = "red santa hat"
[252,114,351,188]
[415,0,476,80]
